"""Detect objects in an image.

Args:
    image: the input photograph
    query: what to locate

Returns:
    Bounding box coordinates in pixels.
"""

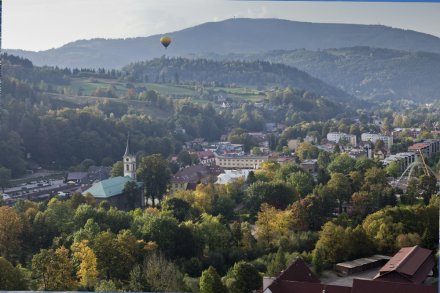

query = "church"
[83,135,144,210]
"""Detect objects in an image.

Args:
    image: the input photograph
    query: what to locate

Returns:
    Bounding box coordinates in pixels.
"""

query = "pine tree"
[199,266,226,293]
[267,247,286,276]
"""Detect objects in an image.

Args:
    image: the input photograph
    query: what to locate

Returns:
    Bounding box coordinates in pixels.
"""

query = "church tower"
[123,134,136,179]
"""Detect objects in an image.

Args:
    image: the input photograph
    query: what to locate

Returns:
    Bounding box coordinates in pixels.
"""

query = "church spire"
[123,132,136,180]
[124,133,131,156]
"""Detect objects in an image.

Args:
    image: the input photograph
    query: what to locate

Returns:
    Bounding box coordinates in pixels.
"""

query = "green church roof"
[84,176,143,198]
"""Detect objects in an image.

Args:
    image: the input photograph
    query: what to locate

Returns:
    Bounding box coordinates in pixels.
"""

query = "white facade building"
[326,132,357,146]
[214,155,268,169]
[361,133,393,149]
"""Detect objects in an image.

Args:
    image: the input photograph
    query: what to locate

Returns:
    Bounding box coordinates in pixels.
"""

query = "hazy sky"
[3,0,440,51]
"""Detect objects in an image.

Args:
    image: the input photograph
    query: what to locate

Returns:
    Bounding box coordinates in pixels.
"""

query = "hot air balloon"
[160,36,171,49]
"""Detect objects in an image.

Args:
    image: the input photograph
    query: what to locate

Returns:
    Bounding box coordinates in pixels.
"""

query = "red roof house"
[374,246,435,284]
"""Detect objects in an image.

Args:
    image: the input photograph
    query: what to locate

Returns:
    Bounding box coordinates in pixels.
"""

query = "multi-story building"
[196,150,216,166]
[326,132,357,146]
[381,152,416,172]
[214,154,268,169]
[408,140,440,158]
[392,128,422,138]
[361,133,393,149]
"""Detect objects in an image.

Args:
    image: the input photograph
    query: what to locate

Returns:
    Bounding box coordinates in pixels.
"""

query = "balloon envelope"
[160,36,171,48]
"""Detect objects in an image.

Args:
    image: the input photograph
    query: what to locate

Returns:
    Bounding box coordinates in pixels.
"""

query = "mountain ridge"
[5,18,440,69]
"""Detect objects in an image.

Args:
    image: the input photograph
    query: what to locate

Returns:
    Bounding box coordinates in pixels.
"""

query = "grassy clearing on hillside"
[143,83,197,96]
[45,93,172,119]
[69,78,266,104]
[70,79,127,96]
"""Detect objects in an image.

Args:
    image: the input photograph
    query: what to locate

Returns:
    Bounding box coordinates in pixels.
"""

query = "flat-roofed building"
[335,255,390,275]
[392,128,422,138]
[381,152,416,172]
[214,154,268,169]
[327,132,357,146]
[361,133,393,149]
[424,139,440,156]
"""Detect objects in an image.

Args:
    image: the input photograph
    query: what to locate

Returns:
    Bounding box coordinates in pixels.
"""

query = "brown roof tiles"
[375,246,435,284]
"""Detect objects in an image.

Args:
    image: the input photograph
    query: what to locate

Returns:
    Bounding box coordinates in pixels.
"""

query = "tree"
[177,150,193,167]
[133,212,180,257]
[123,180,142,210]
[355,157,379,174]
[374,139,385,153]
[274,162,302,182]
[251,147,263,155]
[362,209,405,253]
[255,203,293,248]
[197,213,231,254]
[0,257,27,290]
[143,252,184,292]
[0,167,11,192]
[385,161,401,178]
[137,154,171,207]
[418,175,438,204]
[333,143,341,153]
[246,181,296,211]
[94,280,118,292]
[0,206,23,258]
[317,151,332,170]
[31,247,77,291]
[93,231,131,280]
[288,171,315,198]
[72,240,98,290]
[111,161,124,177]
[199,266,226,293]
[402,178,418,205]
[224,261,262,293]
[312,222,350,268]
[296,142,319,160]
[246,171,257,185]
[351,191,375,220]
[162,197,192,222]
[395,233,421,249]
[327,153,355,175]
[267,247,286,276]
[363,167,388,187]
[327,173,352,214]
[128,265,146,292]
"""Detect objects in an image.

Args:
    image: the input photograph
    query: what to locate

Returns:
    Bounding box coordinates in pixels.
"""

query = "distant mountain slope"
[5,18,440,69]
[225,47,440,101]
[121,57,352,103]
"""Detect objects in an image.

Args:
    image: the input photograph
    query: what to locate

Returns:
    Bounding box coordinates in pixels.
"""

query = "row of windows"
[217,159,264,163]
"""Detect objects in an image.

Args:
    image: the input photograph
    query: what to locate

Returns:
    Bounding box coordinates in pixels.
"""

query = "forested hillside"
[223,47,440,101]
[121,57,352,103]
